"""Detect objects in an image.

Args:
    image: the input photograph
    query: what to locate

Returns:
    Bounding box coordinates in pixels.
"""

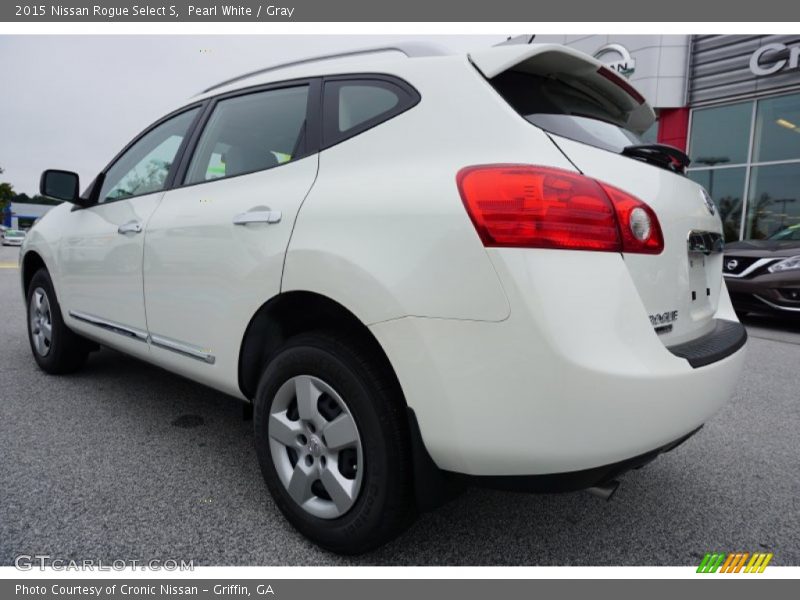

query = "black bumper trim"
[667,318,747,368]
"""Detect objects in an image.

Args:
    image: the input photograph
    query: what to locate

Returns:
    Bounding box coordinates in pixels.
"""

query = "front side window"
[99,108,199,202]
[184,85,309,185]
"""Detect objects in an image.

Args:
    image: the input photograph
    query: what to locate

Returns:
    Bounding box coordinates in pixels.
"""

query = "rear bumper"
[667,319,747,368]
[463,426,701,493]
[371,249,746,477]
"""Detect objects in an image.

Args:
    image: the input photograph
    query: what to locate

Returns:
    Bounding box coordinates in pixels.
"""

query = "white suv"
[22,42,746,554]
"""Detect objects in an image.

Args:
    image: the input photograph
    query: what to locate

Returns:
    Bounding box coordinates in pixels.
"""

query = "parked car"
[723,224,800,317]
[21,42,746,554]
[2,228,26,246]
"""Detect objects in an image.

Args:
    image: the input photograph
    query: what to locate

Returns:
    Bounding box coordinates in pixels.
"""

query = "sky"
[0,34,503,196]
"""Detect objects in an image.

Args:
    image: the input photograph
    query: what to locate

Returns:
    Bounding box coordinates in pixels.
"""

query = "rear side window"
[491,70,644,153]
[323,78,418,147]
[184,85,309,185]
[338,85,399,131]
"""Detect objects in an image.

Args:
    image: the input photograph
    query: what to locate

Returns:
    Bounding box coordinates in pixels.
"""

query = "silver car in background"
[1,229,26,246]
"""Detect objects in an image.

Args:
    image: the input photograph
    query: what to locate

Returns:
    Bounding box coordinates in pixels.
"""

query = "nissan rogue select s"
[21,42,747,554]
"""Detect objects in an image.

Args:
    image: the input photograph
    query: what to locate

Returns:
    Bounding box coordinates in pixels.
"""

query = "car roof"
[157,41,654,138]
[191,42,456,102]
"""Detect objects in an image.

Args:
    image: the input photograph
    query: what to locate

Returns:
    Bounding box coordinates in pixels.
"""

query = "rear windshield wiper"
[621,143,691,173]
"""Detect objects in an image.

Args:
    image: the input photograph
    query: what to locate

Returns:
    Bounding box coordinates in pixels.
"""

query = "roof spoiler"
[468,44,655,134]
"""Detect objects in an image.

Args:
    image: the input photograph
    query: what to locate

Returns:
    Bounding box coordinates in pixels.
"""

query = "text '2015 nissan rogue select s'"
[22,42,747,554]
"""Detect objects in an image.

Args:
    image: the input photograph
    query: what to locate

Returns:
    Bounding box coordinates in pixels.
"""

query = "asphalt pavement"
[1,243,799,566]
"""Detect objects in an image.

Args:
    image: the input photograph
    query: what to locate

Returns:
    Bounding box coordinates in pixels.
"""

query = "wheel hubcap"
[29,287,53,357]
[268,374,363,519]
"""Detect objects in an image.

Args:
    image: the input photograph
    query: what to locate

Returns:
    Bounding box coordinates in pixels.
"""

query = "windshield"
[5,230,25,238]
[768,225,800,241]
[490,70,645,153]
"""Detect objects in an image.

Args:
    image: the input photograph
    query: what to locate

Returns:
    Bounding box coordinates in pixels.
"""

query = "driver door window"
[59,106,200,356]
[99,108,199,202]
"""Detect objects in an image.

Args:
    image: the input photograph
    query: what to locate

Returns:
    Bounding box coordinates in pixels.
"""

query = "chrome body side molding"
[68,310,215,363]
[150,334,216,364]
[68,310,149,341]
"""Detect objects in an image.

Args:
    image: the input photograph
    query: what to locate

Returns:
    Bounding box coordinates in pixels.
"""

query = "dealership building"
[535,34,800,242]
[2,201,54,229]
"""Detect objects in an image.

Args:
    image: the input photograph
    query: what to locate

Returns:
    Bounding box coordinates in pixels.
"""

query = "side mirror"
[39,169,92,207]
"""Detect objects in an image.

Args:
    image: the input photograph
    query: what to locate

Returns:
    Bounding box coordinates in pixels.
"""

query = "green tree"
[1,166,19,223]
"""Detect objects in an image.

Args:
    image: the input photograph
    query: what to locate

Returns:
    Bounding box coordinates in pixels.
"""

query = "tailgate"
[552,135,724,345]
[471,43,725,346]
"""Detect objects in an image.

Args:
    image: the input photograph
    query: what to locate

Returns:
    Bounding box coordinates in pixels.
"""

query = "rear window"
[491,70,644,153]
[5,230,24,238]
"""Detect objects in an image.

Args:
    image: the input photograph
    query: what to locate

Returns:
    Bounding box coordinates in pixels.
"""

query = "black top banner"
[3,0,800,22]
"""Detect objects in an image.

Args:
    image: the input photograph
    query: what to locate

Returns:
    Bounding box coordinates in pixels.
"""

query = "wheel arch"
[21,250,48,296]
[237,290,405,404]
[239,290,455,511]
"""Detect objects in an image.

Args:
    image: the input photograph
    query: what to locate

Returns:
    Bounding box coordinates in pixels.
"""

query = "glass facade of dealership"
[687,92,800,242]
[680,35,800,242]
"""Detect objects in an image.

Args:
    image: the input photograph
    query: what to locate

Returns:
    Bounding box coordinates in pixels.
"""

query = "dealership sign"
[593,44,636,77]
[749,43,800,76]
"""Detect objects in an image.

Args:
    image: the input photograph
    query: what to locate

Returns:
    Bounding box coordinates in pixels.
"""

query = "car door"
[143,81,320,396]
[58,107,201,359]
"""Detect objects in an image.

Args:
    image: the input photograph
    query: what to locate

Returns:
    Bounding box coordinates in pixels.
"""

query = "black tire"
[26,268,90,374]
[253,331,415,554]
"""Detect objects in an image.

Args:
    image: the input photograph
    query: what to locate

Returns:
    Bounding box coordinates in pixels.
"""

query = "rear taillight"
[597,181,663,254]
[456,165,663,255]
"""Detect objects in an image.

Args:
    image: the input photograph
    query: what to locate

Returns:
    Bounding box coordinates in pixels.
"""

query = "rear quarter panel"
[282,58,577,324]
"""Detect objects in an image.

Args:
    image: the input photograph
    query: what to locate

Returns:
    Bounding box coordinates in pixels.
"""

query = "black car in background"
[724,224,800,317]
